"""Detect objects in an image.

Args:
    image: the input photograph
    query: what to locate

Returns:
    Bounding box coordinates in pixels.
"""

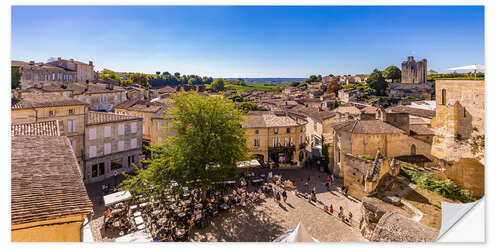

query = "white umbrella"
[447,65,485,80]
[273,222,319,242]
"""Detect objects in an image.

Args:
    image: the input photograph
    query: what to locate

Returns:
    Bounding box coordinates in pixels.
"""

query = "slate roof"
[386,105,435,119]
[12,93,87,110]
[87,111,141,126]
[11,120,62,136]
[331,120,405,134]
[11,136,93,225]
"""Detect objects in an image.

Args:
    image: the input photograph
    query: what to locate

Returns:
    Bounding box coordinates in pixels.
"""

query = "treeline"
[99,69,214,89]
[427,71,484,80]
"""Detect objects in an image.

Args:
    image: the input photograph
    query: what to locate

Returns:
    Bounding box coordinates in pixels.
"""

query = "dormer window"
[274,128,278,134]
[68,109,74,115]
[255,129,259,135]
[286,128,291,133]
[48,110,55,117]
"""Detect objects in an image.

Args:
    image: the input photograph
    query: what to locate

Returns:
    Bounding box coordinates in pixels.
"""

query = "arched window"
[441,89,447,105]
[411,144,416,155]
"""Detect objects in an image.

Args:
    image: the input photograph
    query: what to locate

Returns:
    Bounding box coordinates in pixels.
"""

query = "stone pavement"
[86,167,367,242]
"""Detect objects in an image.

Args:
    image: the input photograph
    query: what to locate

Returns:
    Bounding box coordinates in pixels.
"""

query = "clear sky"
[11,6,484,78]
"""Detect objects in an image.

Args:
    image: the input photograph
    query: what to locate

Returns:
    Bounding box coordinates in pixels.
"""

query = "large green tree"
[367,69,389,96]
[122,92,248,201]
[382,66,401,82]
[11,66,21,89]
[210,78,225,91]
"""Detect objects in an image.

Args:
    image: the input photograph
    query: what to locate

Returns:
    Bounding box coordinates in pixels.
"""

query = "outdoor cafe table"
[175,228,186,238]
[177,212,186,219]
[194,203,203,209]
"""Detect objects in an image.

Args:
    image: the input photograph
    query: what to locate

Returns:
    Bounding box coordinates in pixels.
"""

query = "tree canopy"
[11,66,21,89]
[366,69,388,96]
[121,92,248,200]
[305,75,322,83]
[210,78,225,91]
[382,66,401,82]
[326,79,341,94]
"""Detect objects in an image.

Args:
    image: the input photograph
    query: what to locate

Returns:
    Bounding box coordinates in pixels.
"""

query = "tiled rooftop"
[12,93,87,110]
[87,111,141,125]
[242,111,307,128]
[11,136,93,225]
[386,105,435,119]
[331,119,405,134]
[11,120,62,136]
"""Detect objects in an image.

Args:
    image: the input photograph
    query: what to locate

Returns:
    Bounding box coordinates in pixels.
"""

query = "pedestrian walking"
[282,190,287,203]
[276,191,281,203]
[330,204,334,214]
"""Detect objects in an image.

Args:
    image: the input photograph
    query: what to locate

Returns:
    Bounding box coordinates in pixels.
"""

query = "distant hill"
[225,78,307,85]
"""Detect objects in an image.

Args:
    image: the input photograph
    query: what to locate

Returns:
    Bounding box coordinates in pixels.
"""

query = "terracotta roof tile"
[386,105,435,119]
[12,93,87,110]
[331,119,405,134]
[87,111,141,126]
[242,112,307,128]
[334,106,362,115]
[11,136,92,225]
[11,120,62,136]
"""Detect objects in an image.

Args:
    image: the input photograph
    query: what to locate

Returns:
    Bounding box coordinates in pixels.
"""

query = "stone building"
[242,111,308,166]
[114,99,174,146]
[11,92,88,168]
[47,57,96,82]
[431,79,484,197]
[70,82,128,111]
[11,135,92,241]
[342,151,402,201]
[12,60,77,89]
[401,56,427,84]
[338,88,362,104]
[84,112,143,183]
[330,108,434,177]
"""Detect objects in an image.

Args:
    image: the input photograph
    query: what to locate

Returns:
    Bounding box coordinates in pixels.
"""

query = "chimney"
[58,57,61,61]
[89,61,93,66]
[29,61,35,65]
[70,59,74,62]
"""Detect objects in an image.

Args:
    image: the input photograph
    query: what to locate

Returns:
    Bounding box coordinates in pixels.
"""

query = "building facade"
[11,92,88,169]
[242,111,307,166]
[84,112,143,183]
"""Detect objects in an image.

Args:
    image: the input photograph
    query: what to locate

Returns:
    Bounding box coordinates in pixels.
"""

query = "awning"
[104,191,132,207]
[237,159,261,168]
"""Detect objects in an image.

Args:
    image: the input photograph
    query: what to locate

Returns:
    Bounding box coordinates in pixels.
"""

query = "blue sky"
[11,6,484,78]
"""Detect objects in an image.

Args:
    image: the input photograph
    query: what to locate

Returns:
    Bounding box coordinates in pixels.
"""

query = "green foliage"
[232,95,243,102]
[121,92,248,200]
[361,155,375,161]
[366,69,388,96]
[427,71,484,81]
[305,75,322,83]
[238,102,258,113]
[11,66,21,89]
[210,78,225,92]
[297,82,308,88]
[382,65,401,82]
[321,143,330,163]
[402,170,475,203]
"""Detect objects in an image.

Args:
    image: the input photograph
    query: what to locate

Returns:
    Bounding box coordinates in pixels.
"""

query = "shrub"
[402,169,476,203]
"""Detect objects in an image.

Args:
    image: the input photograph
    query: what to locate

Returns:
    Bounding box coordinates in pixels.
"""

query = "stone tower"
[401,56,427,84]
